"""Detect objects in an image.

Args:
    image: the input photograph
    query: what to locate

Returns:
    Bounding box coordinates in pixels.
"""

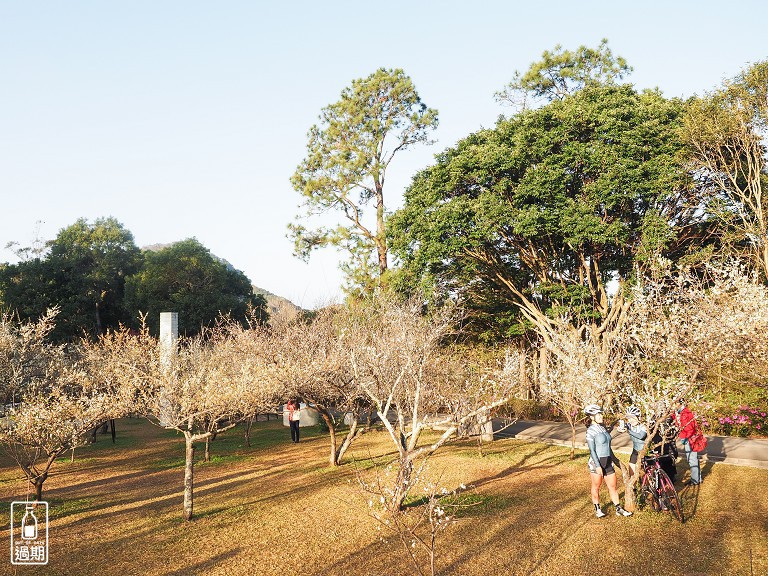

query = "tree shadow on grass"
[441,491,589,575]
[471,444,575,489]
[317,472,589,576]
[676,459,713,521]
[8,451,299,532]
[45,464,293,530]
[49,449,352,532]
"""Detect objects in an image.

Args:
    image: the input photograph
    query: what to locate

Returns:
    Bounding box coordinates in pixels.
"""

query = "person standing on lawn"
[619,405,648,478]
[287,399,301,443]
[584,404,633,518]
[649,414,678,482]
[675,399,701,485]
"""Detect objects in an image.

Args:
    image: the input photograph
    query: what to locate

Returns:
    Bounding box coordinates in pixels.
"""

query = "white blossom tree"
[274,308,371,466]
[105,319,281,520]
[538,324,626,459]
[359,461,464,576]
[0,311,121,500]
[0,381,117,500]
[616,260,768,508]
[0,309,58,405]
[342,293,517,509]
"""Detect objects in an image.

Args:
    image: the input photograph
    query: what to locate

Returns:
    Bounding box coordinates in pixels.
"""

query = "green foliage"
[1,223,267,341]
[711,405,768,437]
[0,217,142,341]
[124,238,267,337]
[291,67,438,293]
[698,383,768,437]
[389,83,692,340]
[496,39,632,107]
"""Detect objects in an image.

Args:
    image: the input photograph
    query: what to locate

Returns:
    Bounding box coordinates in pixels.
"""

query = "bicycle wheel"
[656,469,684,523]
[637,475,660,512]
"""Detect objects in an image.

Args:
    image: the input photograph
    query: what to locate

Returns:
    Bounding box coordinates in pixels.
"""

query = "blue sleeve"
[587,432,599,465]
[628,425,647,443]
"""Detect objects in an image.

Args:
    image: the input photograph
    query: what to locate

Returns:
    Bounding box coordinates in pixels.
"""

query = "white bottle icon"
[21,504,37,540]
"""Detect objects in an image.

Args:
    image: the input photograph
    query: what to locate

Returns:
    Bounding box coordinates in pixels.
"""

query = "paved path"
[492,419,768,469]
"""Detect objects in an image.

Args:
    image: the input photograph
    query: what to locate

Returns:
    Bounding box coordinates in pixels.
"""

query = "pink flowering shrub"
[703,405,768,437]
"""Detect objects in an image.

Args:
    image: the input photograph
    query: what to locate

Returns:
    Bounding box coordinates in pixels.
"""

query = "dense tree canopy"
[389,84,697,341]
[0,217,142,341]
[1,221,267,341]
[123,238,267,336]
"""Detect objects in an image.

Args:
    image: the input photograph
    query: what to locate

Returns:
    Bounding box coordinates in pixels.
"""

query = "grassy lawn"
[0,418,765,576]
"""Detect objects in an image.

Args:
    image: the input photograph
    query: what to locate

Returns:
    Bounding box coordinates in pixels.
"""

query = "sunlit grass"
[0,418,764,576]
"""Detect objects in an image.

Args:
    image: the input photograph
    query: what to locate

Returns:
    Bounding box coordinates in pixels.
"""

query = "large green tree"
[389,84,695,342]
[0,217,142,341]
[290,68,438,293]
[123,239,267,336]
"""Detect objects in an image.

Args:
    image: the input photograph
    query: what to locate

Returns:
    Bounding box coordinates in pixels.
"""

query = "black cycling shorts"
[589,456,615,476]
[629,450,639,465]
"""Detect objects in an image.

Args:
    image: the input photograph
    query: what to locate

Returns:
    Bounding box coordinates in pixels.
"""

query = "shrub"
[714,406,768,437]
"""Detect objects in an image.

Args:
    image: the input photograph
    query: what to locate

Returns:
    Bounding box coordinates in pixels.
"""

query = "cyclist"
[584,404,633,518]
[619,406,647,477]
[649,415,678,482]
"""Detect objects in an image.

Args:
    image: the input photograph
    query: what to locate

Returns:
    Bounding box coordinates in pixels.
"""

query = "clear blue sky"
[2,1,766,308]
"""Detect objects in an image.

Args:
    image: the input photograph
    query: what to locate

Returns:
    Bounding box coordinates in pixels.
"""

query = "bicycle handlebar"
[641,452,674,464]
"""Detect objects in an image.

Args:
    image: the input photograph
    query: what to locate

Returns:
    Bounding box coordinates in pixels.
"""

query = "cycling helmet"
[625,406,641,418]
[584,404,602,415]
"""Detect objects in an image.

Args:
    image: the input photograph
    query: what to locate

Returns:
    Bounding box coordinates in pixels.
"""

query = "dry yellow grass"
[0,418,766,576]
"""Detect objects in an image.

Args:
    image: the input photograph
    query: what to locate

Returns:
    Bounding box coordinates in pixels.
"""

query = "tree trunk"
[110,419,116,444]
[21,463,48,501]
[619,447,645,512]
[95,301,103,335]
[759,242,768,283]
[376,185,388,277]
[245,415,255,447]
[623,468,637,511]
[31,452,61,501]
[184,436,195,521]
[569,420,576,460]
[617,458,637,511]
[316,408,338,466]
[204,437,211,462]
[518,345,529,399]
[392,455,413,511]
[336,418,361,465]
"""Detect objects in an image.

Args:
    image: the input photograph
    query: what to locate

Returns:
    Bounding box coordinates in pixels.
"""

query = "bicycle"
[636,452,684,522]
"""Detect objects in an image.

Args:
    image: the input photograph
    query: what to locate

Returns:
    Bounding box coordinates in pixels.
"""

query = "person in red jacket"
[675,399,701,485]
